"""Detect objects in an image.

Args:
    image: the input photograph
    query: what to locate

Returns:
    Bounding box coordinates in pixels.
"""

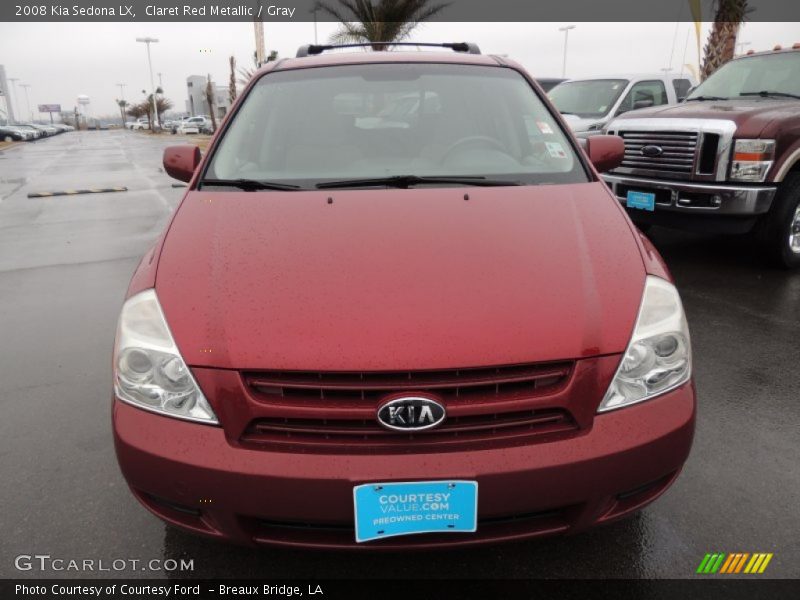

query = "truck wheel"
[757,172,800,269]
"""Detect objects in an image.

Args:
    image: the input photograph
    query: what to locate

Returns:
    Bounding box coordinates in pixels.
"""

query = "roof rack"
[296,42,481,58]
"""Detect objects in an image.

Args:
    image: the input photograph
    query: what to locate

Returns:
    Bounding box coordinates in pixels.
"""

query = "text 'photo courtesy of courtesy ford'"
[112,43,696,549]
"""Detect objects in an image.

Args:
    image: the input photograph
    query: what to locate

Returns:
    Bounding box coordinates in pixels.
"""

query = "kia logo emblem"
[641,144,664,157]
[377,396,446,431]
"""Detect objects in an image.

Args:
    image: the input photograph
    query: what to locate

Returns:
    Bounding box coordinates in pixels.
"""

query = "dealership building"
[185,75,231,119]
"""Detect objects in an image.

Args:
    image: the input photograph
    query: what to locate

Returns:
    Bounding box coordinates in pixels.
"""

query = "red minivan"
[113,43,695,548]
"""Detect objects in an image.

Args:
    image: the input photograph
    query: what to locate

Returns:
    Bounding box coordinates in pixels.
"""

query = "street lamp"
[310,5,319,44]
[136,36,160,130]
[559,25,576,78]
[19,83,33,121]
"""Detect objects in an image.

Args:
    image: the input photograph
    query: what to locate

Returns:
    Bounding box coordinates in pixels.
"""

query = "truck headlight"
[599,276,691,412]
[113,289,218,424]
[729,139,775,182]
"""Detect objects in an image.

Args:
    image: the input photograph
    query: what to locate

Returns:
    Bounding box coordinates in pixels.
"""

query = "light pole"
[558,25,576,78]
[7,77,20,123]
[136,36,160,130]
[20,83,33,121]
[311,5,318,44]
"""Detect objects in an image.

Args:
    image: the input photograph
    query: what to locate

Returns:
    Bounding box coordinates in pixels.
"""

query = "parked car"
[131,118,150,131]
[51,123,74,132]
[176,116,209,134]
[24,123,58,136]
[549,73,696,138]
[13,124,44,139]
[604,45,800,268]
[113,42,695,549]
[0,125,34,141]
[536,77,567,92]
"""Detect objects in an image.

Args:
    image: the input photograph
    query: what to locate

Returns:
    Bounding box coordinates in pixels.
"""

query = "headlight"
[113,289,218,424]
[599,276,691,412]
[729,139,775,182]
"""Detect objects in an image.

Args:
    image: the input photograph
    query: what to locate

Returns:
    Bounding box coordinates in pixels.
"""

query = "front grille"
[618,130,698,175]
[245,362,572,406]
[241,408,577,452]
[240,362,577,452]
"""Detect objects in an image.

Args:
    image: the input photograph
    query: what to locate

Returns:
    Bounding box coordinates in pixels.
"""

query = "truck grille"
[618,131,698,175]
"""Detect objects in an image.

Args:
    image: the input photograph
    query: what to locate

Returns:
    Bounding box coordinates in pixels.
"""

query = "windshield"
[548,79,629,118]
[688,52,800,99]
[204,63,588,187]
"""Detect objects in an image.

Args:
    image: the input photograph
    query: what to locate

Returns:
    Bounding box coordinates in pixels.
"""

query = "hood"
[156,183,645,371]
[561,113,607,132]
[613,98,800,137]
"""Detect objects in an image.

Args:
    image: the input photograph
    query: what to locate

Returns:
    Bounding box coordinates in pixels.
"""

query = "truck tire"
[757,172,800,269]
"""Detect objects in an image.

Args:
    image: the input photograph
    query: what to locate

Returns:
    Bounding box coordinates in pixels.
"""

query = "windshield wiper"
[316,175,521,189]
[740,90,800,100]
[685,95,729,102]
[199,178,302,191]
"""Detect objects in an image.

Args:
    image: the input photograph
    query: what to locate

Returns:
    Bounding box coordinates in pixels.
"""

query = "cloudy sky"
[1,20,798,119]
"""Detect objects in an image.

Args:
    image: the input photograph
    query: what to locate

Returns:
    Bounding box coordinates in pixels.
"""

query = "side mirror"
[633,99,655,110]
[163,145,201,182]
[585,135,624,173]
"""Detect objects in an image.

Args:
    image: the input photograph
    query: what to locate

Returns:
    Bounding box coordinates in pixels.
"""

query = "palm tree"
[228,56,238,104]
[126,103,145,120]
[238,50,278,87]
[700,0,749,81]
[116,99,128,127]
[316,0,450,50]
[205,75,218,132]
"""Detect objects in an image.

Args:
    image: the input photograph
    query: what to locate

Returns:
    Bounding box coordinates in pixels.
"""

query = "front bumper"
[603,173,776,216]
[113,382,695,549]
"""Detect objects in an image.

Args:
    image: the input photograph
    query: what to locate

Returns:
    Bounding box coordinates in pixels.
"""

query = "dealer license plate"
[353,480,478,543]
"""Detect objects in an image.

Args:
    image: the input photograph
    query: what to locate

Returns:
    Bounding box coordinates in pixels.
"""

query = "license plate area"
[625,190,656,211]
[353,480,478,543]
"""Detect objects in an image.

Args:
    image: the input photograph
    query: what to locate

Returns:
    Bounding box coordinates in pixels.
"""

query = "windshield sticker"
[536,121,554,134]
[545,142,568,159]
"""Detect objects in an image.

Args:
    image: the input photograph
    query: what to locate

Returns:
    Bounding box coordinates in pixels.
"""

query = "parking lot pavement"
[0,130,798,580]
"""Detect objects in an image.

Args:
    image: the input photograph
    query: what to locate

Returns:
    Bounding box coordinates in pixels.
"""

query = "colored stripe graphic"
[719,554,736,573]
[696,554,712,573]
[698,552,773,574]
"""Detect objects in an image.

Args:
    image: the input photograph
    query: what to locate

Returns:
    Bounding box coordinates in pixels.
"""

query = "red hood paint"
[155,182,645,371]
[614,97,800,139]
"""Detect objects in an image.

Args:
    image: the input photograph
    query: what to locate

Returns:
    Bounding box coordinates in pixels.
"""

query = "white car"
[548,72,696,137]
[177,116,209,135]
[131,119,150,130]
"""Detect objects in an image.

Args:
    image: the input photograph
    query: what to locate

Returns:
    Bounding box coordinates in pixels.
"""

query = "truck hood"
[156,183,645,371]
[612,98,800,137]
[561,114,607,132]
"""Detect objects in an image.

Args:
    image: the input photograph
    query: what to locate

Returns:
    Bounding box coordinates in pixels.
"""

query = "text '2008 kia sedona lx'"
[113,42,695,549]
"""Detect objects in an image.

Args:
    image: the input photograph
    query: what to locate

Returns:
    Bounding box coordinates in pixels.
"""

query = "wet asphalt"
[0,130,798,580]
